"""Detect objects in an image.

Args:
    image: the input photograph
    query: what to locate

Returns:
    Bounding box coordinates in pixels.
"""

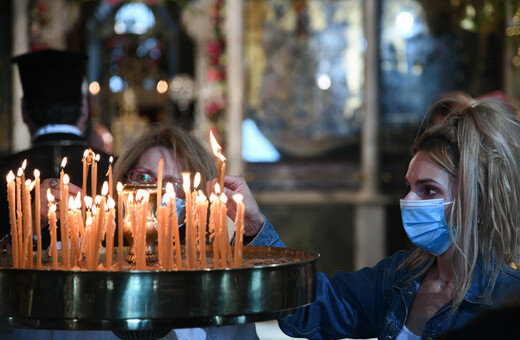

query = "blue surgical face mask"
[400,198,454,256]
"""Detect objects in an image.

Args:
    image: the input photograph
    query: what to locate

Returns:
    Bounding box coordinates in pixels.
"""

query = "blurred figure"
[88,121,114,155]
[0,49,112,244]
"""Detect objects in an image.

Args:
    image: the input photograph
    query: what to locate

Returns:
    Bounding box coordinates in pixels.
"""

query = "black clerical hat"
[11,49,87,105]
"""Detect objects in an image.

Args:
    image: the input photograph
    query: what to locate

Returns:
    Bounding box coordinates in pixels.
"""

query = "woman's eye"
[138,174,153,182]
[424,186,438,196]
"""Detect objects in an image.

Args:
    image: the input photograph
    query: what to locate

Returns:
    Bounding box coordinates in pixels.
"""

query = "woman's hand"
[206,175,265,236]
[38,178,83,228]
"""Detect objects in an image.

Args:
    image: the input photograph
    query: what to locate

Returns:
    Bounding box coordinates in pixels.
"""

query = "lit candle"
[219,193,230,267]
[182,172,194,269]
[23,179,33,269]
[83,196,93,268]
[197,191,208,269]
[233,194,245,267]
[85,216,93,269]
[68,196,76,267]
[94,182,108,268]
[192,173,201,268]
[62,174,70,270]
[108,156,114,199]
[90,198,99,270]
[72,194,83,268]
[135,190,149,270]
[167,184,182,270]
[82,149,90,222]
[34,169,41,269]
[209,192,220,268]
[163,188,172,270]
[157,198,166,269]
[59,158,67,255]
[16,168,23,267]
[6,171,18,268]
[157,157,163,210]
[92,153,100,197]
[20,161,27,220]
[126,192,136,266]
[210,131,226,191]
[105,196,116,270]
[20,162,27,267]
[47,189,58,269]
[117,182,124,270]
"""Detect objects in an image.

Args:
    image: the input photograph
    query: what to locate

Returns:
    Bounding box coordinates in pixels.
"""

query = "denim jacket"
[253,219,520,340]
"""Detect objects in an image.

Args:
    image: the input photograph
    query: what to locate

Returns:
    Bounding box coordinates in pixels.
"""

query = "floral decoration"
[29,0,50,50]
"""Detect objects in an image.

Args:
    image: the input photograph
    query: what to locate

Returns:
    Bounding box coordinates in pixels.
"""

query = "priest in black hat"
[0,49,113,248]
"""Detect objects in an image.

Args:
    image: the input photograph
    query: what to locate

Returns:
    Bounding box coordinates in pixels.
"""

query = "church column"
[354,0,386,269]
[11,0,30,153]
[225,0,244,176]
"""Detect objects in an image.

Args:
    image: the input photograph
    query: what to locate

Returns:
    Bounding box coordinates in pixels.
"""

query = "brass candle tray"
[0,246,318,333]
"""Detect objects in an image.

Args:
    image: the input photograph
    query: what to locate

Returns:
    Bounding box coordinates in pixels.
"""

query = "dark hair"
[23,100,82,126]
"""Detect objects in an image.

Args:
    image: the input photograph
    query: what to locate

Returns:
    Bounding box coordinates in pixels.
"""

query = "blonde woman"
[225,99,520,339]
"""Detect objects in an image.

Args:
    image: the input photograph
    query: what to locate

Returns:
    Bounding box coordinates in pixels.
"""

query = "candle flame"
[136,189,149,202]
[196,192,207,202]
[214,183,221,195]
[69,196,75,211]
[107,196,115,210]
[128,192,134,203]
[194,172,201,188]
[182,172,190,193]
[63,174,70,185]
[109,156,113,164]
[95,195,101,206]
[233,194,243,203]
[75,193,81,207]
[34,169,40,179]
[6,171,14,183]
[17,168,23,177]
[50,204,56,213]
[210,193,218,202]
[165,182,174,195]
[21,159,27,170]
[209,130,222,156]
[29,180,36,191]
[83,149,89,159]
[95,154,100,162]
[25,179,31,187]
[162,193,172,205]
[61,157,68,168]
[84,196,93,209]
[101,181,109,196]
[47,188,54,202]
[220,193,228,203]
[117,182,123,193]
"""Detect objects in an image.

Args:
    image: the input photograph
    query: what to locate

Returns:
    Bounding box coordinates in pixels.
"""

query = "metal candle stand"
[0,246,319,340]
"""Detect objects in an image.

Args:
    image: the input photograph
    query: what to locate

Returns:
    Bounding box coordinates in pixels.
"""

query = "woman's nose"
[403,191,420,200]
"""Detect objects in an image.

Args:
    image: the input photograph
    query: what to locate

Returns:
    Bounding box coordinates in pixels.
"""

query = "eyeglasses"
[126,170,185,199]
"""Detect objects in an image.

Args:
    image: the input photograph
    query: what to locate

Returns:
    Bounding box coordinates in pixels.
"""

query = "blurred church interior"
[1,0,519,278]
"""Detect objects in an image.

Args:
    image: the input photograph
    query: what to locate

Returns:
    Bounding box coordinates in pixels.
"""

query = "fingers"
[50,178,59,188]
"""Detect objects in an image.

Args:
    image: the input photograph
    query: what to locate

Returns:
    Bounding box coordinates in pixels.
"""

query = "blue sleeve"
[249,218,286,248]
[278,251,409,340]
